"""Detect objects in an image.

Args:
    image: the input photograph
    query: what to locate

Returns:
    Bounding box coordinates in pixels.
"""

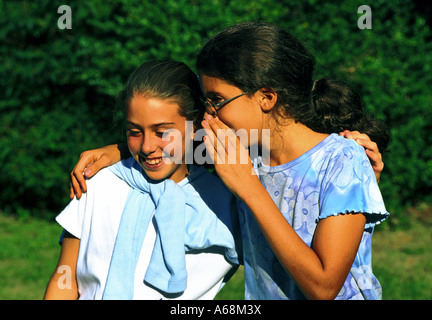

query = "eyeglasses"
[201,93,246,116]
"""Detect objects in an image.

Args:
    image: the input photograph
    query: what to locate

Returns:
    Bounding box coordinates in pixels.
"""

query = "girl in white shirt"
[44,60,240,300]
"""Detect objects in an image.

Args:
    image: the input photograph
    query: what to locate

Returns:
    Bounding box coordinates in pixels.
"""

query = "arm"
[43,232,80,300]
[241,178,365,300]
[70,143,129,199]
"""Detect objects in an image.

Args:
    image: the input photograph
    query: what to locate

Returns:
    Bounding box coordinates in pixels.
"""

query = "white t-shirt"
[56,168,235,300]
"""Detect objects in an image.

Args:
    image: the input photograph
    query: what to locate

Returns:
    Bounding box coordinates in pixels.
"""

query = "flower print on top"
[241,133,389,300]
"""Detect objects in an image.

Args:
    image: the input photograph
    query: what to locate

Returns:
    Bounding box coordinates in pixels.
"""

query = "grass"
[372,221,432,299]
[0,214,63,299]
[0,212,431,300]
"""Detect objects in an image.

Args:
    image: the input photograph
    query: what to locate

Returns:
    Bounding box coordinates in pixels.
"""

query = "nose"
[141,133,157,155]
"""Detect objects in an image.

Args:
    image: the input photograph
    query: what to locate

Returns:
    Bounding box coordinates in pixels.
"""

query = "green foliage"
[1,0,431,223]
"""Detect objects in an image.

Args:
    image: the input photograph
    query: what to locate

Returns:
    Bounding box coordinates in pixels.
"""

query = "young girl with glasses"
[198,22,389,300]
[44,60,240,300]
[68,23,389,300]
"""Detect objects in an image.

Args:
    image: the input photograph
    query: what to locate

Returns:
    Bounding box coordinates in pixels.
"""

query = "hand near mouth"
[201,114,259,200]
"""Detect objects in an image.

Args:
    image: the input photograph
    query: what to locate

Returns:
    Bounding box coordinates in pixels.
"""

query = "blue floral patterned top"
[239,134,389,300]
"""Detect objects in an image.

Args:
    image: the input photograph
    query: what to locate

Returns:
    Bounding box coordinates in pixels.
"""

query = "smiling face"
[126,95,189,183]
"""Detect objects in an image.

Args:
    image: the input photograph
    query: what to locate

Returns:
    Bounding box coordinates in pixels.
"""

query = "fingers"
[201,116,216,164]
[202,114,251,168]
[69,145,121,199]
[82,155,110,178]
[202,116,224,164]
[202,131,216,164]
[70,165,87,200]
[365,148,384,169]
[366,148,384,183]
[340,129,381,162]
[70,159,106,199]
[69,151,96,199]
[356,139,380,157]
[339,130,370,142]
[341,130,384,183]
[365,147,384,173]
[70,184,75,200]
[202,114,237,163]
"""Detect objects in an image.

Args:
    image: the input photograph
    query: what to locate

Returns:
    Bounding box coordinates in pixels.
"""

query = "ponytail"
[311,78,390,152]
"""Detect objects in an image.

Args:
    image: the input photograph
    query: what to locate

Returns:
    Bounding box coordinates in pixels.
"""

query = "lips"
[138,155,165,169]
[144,157,163,165]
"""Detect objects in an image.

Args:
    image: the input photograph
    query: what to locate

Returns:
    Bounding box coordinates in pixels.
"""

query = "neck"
[264,118,329,167]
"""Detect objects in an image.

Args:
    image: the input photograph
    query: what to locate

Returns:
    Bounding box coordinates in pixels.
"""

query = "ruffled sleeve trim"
[316,209,390,229]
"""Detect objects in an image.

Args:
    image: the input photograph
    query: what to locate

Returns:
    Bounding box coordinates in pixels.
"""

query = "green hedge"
[1,0,431,225]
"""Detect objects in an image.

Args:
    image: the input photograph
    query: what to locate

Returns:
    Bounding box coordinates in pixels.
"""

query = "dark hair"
[119,60,204,128]
[196,22,317,127]
[312,78,390,152]
[196,22,390,152]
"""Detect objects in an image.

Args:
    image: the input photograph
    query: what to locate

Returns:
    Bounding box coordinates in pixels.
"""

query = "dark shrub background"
[1,0,431,226]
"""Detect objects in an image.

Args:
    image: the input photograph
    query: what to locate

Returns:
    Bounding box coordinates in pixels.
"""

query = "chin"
[142,167,173,182]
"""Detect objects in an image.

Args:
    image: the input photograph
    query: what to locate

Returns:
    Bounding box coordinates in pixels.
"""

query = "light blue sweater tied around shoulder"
[102,157,238,299]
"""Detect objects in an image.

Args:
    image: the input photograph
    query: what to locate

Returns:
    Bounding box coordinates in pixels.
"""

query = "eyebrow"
[126,121,177,130]
[205,91,225,98]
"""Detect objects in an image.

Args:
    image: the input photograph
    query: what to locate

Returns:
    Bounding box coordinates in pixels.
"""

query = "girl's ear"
[258,88,278,112]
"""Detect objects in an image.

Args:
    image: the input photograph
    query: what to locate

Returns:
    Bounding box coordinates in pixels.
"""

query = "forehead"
[199,75,242,96]
[127,95,185,126]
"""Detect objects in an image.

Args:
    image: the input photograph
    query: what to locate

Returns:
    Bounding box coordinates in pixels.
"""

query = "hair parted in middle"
[119,60,205,129]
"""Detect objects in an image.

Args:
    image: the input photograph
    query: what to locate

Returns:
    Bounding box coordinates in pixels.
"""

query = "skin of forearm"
[44,237,80,300]
[239,177,352,300]
[44,265,79,300]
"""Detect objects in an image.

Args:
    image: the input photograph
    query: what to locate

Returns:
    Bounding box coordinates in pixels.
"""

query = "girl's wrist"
[236,173,265,203]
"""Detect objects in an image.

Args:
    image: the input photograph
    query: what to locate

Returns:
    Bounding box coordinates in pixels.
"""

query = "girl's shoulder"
[312,134,374,183]
[321,133,369,163]
[85,166,131,192]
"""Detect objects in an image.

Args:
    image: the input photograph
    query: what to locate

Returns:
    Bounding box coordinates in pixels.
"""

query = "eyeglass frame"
[197,75,247,116]
[200,93,246,116]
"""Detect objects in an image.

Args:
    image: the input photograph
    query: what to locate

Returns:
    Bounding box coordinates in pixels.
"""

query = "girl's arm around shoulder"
[70,143,129,199]
[339,130,384,183]
[43,232,80,300]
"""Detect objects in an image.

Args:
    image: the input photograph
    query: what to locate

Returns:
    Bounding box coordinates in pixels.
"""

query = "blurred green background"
[1,0,431,299]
